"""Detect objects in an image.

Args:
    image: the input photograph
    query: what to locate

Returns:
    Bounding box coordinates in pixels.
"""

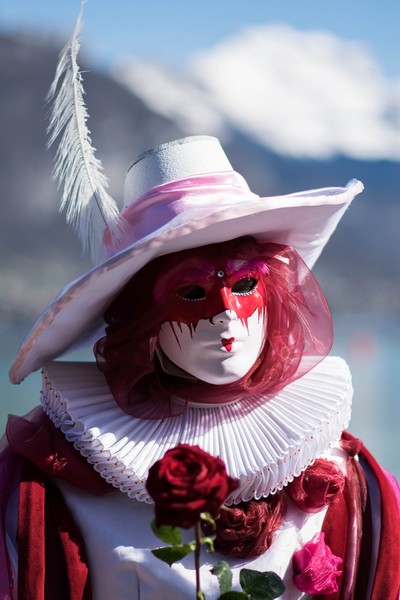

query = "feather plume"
[47,9,124,263]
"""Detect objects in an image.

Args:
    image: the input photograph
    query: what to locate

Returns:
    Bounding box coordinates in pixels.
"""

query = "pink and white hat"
[10,135,363,384]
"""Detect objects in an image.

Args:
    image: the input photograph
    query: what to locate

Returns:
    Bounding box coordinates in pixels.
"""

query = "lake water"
[1,313,399,479]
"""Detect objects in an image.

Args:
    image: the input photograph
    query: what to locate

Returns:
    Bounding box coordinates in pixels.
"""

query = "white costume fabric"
[56,479,329,600]
[38,355,351,600]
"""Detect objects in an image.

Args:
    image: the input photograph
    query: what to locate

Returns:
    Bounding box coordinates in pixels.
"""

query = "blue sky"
[1,0,399,78]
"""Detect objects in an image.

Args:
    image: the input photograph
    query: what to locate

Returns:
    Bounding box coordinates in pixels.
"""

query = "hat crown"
[124,136,233,205]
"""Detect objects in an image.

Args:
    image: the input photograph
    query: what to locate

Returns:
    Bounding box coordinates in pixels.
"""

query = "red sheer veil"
[94,237,333,418]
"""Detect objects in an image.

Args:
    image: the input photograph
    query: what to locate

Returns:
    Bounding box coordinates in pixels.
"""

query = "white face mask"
[158,308,266,385]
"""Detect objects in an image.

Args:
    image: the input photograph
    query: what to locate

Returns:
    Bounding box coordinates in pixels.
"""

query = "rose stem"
[195,521,202,596]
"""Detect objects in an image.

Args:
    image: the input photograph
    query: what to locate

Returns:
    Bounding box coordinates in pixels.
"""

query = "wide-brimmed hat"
[10,135,363,384]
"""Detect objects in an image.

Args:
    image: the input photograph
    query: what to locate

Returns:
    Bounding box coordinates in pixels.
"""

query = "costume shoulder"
[3,408,113,496]
[359,438,400,599]
[345,432,400,600]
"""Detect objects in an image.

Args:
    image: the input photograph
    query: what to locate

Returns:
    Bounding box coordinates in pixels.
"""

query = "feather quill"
[47,9,124,263]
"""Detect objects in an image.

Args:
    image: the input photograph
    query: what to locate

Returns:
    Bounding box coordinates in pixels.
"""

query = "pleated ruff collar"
[40,357,352,504]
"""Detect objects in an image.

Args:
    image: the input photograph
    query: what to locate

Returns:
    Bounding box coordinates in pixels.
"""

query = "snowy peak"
[113,59,228,138]
[115,23,400,161]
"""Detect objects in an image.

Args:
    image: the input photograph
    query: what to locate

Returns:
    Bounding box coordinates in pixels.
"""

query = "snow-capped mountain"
[115,23,400,161]
[0,27,399,325]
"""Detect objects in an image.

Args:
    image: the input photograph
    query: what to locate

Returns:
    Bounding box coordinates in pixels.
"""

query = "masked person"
[1,135,399,599]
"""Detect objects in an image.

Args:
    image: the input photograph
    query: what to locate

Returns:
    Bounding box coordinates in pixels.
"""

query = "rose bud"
[207,493,286,558]
[287,459,345,513]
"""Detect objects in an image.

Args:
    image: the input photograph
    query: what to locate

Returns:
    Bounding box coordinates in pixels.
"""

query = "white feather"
[47,10,125,263]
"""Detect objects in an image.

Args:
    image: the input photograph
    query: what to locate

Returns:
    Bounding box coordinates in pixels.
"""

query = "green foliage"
[239,569,285,600]
[151,520,182,545]
[217,593,249,599]
[212,566,285,599]
[200,512,216,530]
[211,561,233,595]
[151,542,196,566]
[201,536,215,553]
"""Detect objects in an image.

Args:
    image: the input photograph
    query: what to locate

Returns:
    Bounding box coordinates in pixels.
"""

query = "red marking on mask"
[221,337,235,352]
[166,277,264,325]
[153,243,269,328]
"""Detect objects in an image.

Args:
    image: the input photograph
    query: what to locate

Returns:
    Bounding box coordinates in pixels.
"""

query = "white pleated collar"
[40,356,352,504]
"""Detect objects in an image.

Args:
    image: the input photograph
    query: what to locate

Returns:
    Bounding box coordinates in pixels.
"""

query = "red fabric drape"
[318,433,400,600]
[17,462,45,599]
[355,442,400,599]
[17,459,91,600]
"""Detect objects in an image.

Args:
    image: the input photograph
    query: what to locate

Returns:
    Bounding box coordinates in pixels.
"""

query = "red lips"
[221,337,235,352]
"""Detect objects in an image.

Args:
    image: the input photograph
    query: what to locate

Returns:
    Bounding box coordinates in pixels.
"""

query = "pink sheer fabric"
[95,237,333,418]
[103,171,257,256]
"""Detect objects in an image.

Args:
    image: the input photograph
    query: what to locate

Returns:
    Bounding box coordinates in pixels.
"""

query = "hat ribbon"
[104,171,259,256]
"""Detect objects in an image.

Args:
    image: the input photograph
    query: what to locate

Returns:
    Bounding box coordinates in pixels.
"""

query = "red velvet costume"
[1,412,399,599]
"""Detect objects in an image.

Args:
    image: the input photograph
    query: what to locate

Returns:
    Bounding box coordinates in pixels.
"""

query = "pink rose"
[146,444,239,529]
[206,494,286,558]
[292,532,342,594]
[287,459,345,513]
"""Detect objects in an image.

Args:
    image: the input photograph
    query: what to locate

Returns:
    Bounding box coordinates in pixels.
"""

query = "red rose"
[206,493,286,558]
[287,459,345,513]
[146,444,239,529]
[292,532,342,594]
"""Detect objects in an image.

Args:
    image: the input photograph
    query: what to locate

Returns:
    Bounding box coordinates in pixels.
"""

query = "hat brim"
[10,179,363,383]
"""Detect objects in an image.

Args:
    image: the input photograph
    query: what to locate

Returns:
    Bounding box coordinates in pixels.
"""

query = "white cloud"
[114,24,400,161]
[190,23,400,160]
[113,59,228,137]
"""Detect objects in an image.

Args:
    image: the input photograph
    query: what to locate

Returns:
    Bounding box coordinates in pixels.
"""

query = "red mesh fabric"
[94,237,333,418]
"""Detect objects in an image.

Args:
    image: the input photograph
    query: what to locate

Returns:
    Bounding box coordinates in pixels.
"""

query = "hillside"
[1,31,399,328]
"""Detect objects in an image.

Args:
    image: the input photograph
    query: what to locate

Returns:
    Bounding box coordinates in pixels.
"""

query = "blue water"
[1,313,399,479]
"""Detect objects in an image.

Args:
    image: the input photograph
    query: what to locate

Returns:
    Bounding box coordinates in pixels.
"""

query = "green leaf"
[211,560,233,594]
[239,570,285,600]
[201,536,215,553]
[151,542,196,566]
[200,512,216,531]
[151,520,182,545]
[217,593,249,599]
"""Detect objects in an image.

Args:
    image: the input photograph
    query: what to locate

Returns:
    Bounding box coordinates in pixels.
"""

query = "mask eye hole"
[232,277,258,295]
[176,285,206,301]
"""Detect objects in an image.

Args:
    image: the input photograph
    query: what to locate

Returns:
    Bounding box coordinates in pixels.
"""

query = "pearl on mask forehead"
[217,270,225,278]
